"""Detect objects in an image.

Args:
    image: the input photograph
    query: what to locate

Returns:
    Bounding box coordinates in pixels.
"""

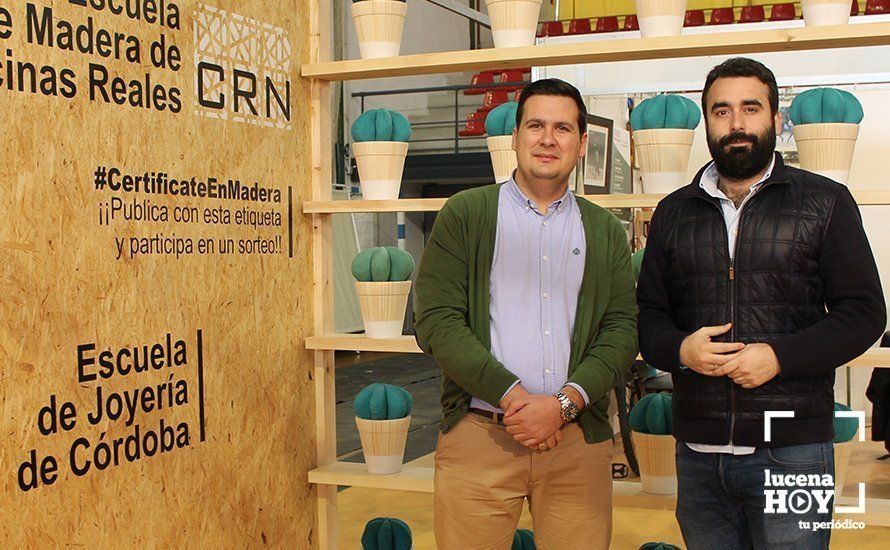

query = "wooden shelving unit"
[302,22,890,81]
[306,5,890,545]
[303,190,890,214]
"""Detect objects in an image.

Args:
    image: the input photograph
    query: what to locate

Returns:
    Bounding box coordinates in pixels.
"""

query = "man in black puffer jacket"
[637,58,886,550]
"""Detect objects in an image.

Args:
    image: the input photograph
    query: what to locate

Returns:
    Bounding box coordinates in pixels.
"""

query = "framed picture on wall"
[580,114,613,194]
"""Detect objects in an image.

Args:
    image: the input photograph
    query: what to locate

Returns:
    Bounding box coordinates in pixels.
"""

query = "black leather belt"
[468,407,506,424]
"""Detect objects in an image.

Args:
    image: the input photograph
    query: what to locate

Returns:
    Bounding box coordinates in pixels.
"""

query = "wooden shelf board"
[301,22,890,81]
[852,189,890,206]
[307,461,675,511]
[309,461,433,492]
[310,461,890,524]
[847,348,890,368]
[303,194,666,214]
[307,335,890,369]
[304,198,448,214]
[302,190,890,214]
[306,334,423,353]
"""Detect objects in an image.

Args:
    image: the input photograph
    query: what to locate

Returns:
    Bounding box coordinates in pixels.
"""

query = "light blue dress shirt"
[471,178,590,413]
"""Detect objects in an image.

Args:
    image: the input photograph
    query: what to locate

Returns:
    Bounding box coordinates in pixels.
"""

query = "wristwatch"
[556,391,580,423]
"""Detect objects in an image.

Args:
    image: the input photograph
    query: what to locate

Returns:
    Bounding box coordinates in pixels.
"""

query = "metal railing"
[352,80,528,154]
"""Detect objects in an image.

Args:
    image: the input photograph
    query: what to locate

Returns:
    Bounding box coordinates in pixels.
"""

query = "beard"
[707,127,776,180]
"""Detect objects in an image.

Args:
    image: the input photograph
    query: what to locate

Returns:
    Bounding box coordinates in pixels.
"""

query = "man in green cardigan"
[415,79,638,549]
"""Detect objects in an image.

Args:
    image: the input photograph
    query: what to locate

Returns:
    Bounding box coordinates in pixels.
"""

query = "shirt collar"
[506,176,572,214]
[699,155,776,201]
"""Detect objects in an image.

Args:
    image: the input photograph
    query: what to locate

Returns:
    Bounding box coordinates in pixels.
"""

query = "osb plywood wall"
[0,0,316,546]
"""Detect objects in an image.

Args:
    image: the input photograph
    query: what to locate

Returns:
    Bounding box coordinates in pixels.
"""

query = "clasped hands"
[679,323,780,389]
[497,385,582,452]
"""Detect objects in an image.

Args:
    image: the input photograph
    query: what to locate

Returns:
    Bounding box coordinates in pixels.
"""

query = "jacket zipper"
[728,208,743,445]
[695,176,786,445]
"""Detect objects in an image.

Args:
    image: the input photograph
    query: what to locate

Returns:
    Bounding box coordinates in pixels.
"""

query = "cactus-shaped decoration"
[485,101,520,136]
[833,402,858,443]
[351,108,412,142]
[632,248,645,283]
[361,517,412,550]
[639,543,681,550]
[352,247,415,282]
[790,88,863,125]
[629,392,672,435]
[512,529,535,550]
[631,95,701,131]
[354,383,414,420]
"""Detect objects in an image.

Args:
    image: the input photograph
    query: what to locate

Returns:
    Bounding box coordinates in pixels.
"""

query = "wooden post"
[309,0,336,548]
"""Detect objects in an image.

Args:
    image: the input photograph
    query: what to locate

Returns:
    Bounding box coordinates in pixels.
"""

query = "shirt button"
[544,329,551,336]
[543,292,549,298]
[542,221,548,226]
[545,369,552,374]
[542,255,548,261]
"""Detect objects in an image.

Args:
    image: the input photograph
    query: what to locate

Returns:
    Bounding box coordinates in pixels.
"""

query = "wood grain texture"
[0,1,315,546]
[301,22,890,81]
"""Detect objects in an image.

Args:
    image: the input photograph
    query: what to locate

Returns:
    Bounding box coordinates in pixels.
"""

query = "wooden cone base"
[793,123,858,184]
[354,280,411,339]
[802,0,851,26]
[486,0,543,48]
[353,141,409,199]
[486,135,517,183]
[634,128,694,193]
[355,416,411,474]
[635,0,687,37]
[633,431,677,495]
[351,0,407,59]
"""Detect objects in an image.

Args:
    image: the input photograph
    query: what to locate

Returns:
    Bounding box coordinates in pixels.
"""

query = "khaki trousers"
[434,412,613,550]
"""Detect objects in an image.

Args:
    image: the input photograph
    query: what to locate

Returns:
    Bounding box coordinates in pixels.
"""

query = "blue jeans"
[675,441,835,550]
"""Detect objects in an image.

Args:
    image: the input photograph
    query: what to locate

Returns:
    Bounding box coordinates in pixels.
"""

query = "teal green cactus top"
[630,95,701,131]
[833,402,858,443]
[351,109,412,142]
[354,383,414,420]
[639,543,681,550]
[790,88,863,125]
[352,247,415,282]
[512,529,535,550]
[361,517,412,550]
[632,248,645,283]
[629,392,673,435]
[485,101,519,136]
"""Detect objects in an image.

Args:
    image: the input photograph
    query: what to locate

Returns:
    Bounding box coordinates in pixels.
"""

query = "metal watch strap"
[556,391,579,422]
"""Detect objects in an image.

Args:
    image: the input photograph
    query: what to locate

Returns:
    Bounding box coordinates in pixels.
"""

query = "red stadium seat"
[464,71,494,96]
[537,21,564,37]
[624,14,640,31]
[740,5,765,22]
[567,18,592,35]
[479,90,509,113]
[458,111,487,137]
[769,3,797,20]
[685,9,706,27]
[709,7,735,25]
[866,0,889,13]
[595,16,620,33]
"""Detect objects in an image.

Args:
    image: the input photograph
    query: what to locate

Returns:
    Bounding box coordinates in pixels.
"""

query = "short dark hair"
[701,57,779,115]
[516,78,587,136]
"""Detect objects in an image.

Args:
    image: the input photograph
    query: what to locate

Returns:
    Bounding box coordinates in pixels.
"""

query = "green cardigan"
[414,183,639,444]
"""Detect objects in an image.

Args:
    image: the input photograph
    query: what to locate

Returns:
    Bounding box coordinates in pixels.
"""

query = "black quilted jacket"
[637,153,886,447]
